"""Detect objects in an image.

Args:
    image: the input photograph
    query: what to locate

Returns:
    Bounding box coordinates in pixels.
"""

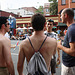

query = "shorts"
[0,67,10,75]
[61,63,75,75]
[50,56,56,73]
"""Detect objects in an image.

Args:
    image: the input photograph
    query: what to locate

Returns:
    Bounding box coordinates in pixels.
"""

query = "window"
[74,10,75,20]
[72,0,75,2]
[46,9,49,12]
[61,0,66,5]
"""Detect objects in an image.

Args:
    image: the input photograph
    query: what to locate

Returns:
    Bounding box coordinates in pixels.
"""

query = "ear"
[65,13,68,18]
[1,24,5,29]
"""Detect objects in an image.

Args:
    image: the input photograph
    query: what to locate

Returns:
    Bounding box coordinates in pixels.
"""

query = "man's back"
[21,34,57,71]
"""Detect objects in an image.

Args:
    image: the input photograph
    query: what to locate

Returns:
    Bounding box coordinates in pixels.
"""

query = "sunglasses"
[48,23,53,25]
[5,23,10,27]
[5,23,10,25]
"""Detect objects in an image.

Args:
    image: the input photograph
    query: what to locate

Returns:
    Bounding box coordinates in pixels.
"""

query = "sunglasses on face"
[5,23,10,25]
[5,23,10,27]
[48,23,53,25]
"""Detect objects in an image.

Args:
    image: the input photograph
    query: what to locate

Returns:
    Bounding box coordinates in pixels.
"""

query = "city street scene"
[0,0,75,75]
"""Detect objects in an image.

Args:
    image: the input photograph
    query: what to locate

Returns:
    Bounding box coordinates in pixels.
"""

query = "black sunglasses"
[5,23,10,25]
[5,23,10,27]
[48,23,52,25]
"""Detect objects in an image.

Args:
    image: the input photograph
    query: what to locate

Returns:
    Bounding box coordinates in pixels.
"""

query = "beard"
[62,19,66,24]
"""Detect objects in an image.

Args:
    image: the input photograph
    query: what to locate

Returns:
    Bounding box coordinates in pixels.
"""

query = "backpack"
[26,36,51,75]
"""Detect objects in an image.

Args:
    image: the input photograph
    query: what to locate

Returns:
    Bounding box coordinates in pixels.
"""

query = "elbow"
[71,53,75,57]
[6,61,13,68]
[70,50,75,57]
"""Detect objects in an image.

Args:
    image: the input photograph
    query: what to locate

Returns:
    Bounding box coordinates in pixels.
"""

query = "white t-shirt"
[5,32,10,38]
[44,31,59,40]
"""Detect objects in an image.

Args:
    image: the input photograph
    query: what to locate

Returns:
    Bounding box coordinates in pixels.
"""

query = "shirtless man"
[17,13,57,75]
[0,17,15,75]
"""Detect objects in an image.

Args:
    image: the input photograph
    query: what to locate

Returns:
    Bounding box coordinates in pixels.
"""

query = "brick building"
[0,10,18,17]
[58,0,75,22]
[43,3,50,16]
[21,7,37,15]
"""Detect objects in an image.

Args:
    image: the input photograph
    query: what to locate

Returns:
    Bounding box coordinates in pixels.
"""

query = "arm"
[57,40,75,56]
[17,43,25,75]
[53,40,57,56]
[3,38,15,75]
[57,48,60,64]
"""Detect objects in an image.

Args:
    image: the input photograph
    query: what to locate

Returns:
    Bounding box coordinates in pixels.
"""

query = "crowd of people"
[0,8,75,75]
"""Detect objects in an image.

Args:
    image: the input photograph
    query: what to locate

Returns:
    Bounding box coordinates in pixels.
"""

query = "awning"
[57,22,67,26]
[52,26,57,29]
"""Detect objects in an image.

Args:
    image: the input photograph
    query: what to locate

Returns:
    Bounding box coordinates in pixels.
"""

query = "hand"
[57,57,60,65]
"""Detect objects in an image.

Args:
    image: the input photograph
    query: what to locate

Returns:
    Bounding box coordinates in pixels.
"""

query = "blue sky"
[0,0,49,10]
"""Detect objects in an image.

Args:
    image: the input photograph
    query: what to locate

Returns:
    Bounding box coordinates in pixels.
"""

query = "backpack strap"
[28,37,35,51]
[28,36,47,52]
[38,36,47,51]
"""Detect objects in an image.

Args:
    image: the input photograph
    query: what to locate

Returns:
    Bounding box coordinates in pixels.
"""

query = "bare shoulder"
[0,36,10,45]
[19,38,29,49]
[47,37,57,43]
[46,37,57,48]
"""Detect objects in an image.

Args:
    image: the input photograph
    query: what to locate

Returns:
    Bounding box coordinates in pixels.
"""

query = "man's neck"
[67,19,74,27]
[47,29,52,33]
[0,29,6,35]
[34,30,45,36]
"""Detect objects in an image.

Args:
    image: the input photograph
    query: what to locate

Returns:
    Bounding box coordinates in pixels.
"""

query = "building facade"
[16,15,58,35]
[6,7,37,17]
[43,3,50,16]
[0,10,18,17]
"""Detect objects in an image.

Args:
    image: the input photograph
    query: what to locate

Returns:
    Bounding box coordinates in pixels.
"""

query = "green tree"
[48,0,58,15]
[36,6,44,14]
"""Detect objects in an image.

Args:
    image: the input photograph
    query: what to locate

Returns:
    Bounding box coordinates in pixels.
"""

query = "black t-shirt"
[62,23,75,67]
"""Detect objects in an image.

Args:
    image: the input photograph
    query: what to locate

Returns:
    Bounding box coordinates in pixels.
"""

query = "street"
[11,40,62,75]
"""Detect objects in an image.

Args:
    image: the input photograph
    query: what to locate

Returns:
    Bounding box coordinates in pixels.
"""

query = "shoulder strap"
[28,37,35,51]
[28,36,47,52]
[38,36,47,51]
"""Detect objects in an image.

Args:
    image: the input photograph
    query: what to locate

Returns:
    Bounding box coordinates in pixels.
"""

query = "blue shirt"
[57,30,61,34]
[62,23,75,67]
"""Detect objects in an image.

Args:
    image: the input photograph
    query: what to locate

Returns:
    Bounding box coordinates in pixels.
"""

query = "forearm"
[57,49,60,58]
[7,62,15,75]
[17,64,24,75]
[59,45,75,56]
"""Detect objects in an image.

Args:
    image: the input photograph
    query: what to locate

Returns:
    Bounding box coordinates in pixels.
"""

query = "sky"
[0,0,49,10]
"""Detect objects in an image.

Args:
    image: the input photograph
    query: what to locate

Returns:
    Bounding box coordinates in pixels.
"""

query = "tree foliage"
[48,0,58,15]
[36,6,44,14]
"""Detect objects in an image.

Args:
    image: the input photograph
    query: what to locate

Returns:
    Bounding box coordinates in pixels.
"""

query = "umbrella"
[22,27,27,29]
[28,27,33,29]
[52,26,57,29]
[16,27,22,30]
